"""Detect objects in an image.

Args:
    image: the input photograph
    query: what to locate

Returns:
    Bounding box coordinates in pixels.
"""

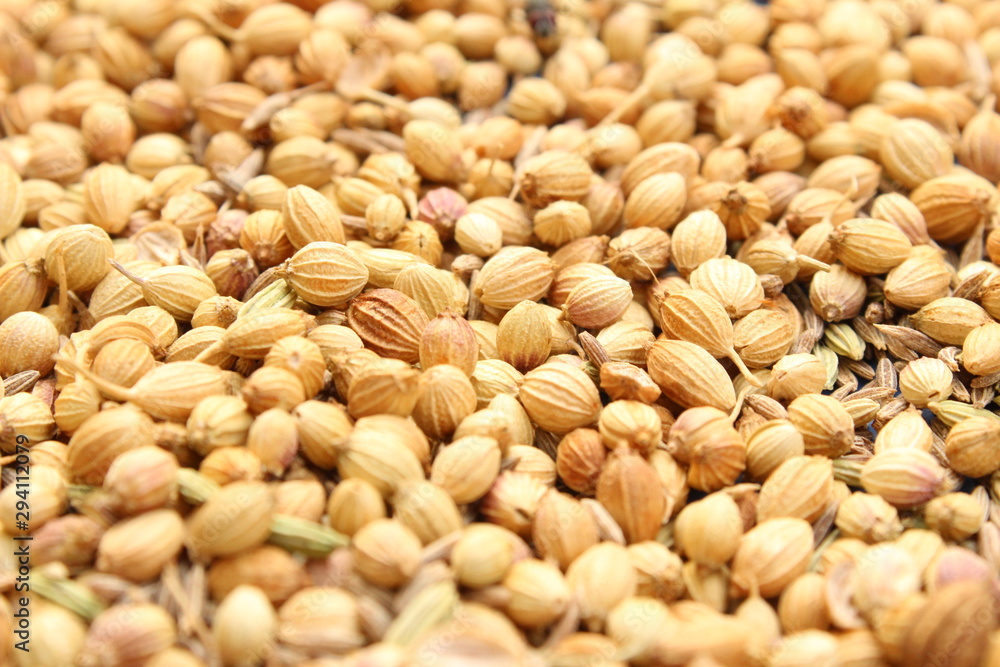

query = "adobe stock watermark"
[11,434,32,653]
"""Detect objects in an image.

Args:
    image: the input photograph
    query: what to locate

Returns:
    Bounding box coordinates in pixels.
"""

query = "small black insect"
[526,0,558,38]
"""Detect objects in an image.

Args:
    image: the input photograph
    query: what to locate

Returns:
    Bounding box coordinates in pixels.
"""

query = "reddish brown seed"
[347,289,431,364]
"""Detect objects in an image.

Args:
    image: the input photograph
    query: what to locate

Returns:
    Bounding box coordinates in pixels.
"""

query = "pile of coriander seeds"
[3,0,1000,664]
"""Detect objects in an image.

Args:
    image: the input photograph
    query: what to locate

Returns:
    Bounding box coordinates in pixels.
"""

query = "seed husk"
[0,311,59,377]
[910,173,996,244]
[420,311,479,376]
[533,489,599,570]
[58,356,228,422]
[214,585,279,667]
[880,118,954,189]
[809,264,867,323]
[77,603,177,667]
[688,257,764,318]
[217,307,316,360]
[835,492,903,544]
[518,151,592,208]
[659,289,762,386]
[96,509,185,582]
[731,517,814,598]
[902,581,1000,667]
[566,541,638,631]
[0,163,26,239]
[352,519,423,589]
[404,119,468,185]
[282,184,346,248]
[899,357,953,407]
[520,362,602,435]
[828,218,913,276]
[412,364,477,440]
[0,260,49,322]
[347,288,430,364]
[874,408,934,455]
[647,339,737,412]
[911,297,992,346]
[279,242,369,307]
[945,417,1000,478]
[675,491,743,566]
[861,449,951,509]
[884,247,952,311]
[187,481,275,560]
[745,419,806,481]
[787,394,854,458]
[757,455,834,523]
[44,224,114,292]
[111,260,218,321]
[496,301,552,373]
[596,448,666,544]
[474,247,558,310]
[0,389,56,451]
[562,275,633,330]
[733,309,796,369]
[347,358,420,419]
[338,425,425,498]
